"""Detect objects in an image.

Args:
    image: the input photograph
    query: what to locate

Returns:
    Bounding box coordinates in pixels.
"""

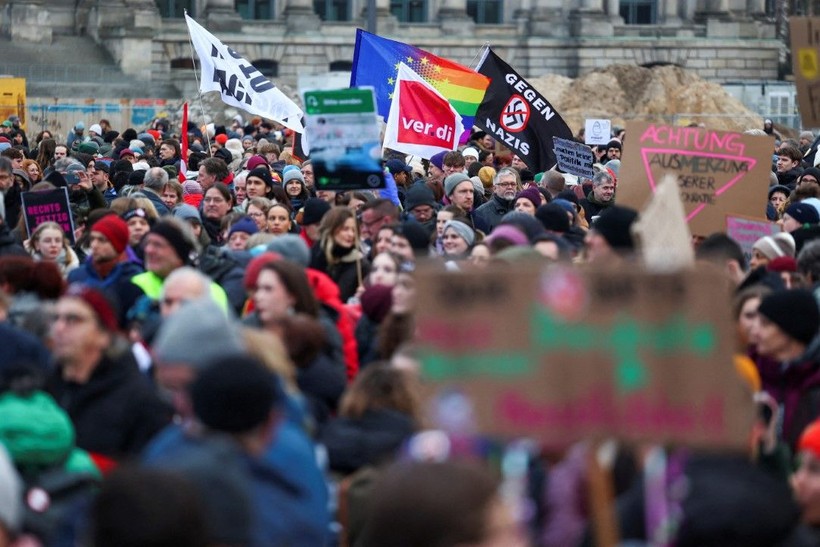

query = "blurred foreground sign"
[415,264,753,450]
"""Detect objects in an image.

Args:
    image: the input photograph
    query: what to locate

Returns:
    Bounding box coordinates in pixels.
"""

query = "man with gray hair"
[579,169,616,222]
[474,166,519,232]
[141,166,171,216]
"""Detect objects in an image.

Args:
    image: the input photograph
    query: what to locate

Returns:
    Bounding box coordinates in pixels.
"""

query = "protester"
[310,207,368,302]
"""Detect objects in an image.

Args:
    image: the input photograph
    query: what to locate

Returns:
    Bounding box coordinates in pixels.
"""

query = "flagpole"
[184,9,213,157]
[469,42,492,71]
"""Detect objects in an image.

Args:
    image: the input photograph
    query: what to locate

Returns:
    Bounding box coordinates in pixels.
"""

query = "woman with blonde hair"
[25,222,80,277]
[309,207,369,302]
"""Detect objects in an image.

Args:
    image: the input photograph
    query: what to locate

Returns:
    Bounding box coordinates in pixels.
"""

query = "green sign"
[303,87,385,192]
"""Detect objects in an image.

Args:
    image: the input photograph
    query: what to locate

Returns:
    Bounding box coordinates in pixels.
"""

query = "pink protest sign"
[726,214,782,265]
[618,122,774,236]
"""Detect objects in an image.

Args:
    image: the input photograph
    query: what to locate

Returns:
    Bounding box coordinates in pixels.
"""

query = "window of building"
[390,0,427,22]
[170,58,198,69]
[236,0,276,18]
[329,61,353,71]
[314,0,351,20]
[252,60,279,78]
[619,0,656,24]
[466,0,502,23]
[156,0,195,18]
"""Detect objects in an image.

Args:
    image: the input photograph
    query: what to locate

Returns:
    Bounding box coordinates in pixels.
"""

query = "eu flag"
[350,29,490,138]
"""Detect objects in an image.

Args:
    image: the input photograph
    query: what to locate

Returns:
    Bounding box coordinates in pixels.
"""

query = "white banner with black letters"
[185,14,303,132]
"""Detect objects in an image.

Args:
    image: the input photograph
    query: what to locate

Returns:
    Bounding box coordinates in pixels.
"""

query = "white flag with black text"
[185,14,303,132]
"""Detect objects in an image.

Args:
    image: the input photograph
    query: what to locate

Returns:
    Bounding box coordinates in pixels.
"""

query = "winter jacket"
[320,409,415,475]
[46,347,172,459]
[306,268,359,380]
[67,258,145,328]
[473,193,514,232]
[579,191,613,221]
[199,245,247,315]
[309,240,369,303]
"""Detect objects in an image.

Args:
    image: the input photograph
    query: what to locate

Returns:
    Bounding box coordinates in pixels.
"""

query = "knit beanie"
[267,234,310,267]
[301,198,331,226]
[444,173,471,197]
[190,355,283,433]
[361,284,394,322]
[243,252,280,291]
[535,203,571,233]
[606,138,622,151]
[753,232,796,260]
[174,203,202,225]
[429,151,447,171]
[247,167,273,188]
[283,169,305,185]
[152,298,245,369]
[395,221,431,254]
[150,220,196,265]
[478,166,496,190]
[246,155,269,171]
[515,187,542,209]
[214,134,228,146]
[228,217,259,237]
[65,284,119,332]
[799,418,820,458]
[802,167,820,183]
[785,202,820,225]
[462,147,479,159]
[591,205,638,250]
[183,180,203,195]
[404,184,436,211]
[443,219,475,247]
[757,289,820,345]
[766,256,798,273]
[91,214,129,254]
[499,211,546,242]
[485,224,529,247]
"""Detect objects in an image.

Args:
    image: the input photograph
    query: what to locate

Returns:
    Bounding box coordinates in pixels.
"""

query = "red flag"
[179,102,188,182]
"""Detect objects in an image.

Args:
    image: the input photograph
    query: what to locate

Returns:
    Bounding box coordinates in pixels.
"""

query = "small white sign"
[585,119,611,145]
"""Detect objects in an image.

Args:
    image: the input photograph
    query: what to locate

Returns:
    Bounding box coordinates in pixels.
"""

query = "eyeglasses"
[359,215,384,228]
[496,182,517,188]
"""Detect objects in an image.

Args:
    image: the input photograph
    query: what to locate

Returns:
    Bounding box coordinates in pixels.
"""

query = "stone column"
[662,0,681,23]
[526,0,571,37]
[204,0,243,30]
[283,0,322,32]
[437,0,475,35]
[569,0,616,37]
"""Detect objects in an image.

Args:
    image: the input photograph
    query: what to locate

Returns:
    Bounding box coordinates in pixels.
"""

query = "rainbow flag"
[350,29,489,140]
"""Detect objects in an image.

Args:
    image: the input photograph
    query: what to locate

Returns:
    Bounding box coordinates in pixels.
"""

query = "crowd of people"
[2,112,820,546]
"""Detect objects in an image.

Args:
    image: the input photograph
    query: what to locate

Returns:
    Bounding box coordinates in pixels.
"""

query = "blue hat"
[785,202,820,225]
[228,217,259,237]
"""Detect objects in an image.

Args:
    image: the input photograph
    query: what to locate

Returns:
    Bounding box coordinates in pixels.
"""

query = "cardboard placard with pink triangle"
[617,122,774,236]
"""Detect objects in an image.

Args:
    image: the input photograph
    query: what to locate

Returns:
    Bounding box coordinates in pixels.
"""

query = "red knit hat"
[65,284,119,332]
[799,419,820,459]
[243,252,281,291]
[215,134,228,145]
[91,214,129,254]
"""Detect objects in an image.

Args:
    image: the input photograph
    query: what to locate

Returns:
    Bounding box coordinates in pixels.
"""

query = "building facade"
[2,0,781,99]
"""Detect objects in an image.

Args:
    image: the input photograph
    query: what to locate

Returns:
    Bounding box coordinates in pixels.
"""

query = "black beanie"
[121,128,138,142]
[592,205,638,250]
[150,220,195,265]
[535,203,570,233]
[247,167,274,189]
[191,355,283,433]
[758,289,820,346]
[395,220,431,254]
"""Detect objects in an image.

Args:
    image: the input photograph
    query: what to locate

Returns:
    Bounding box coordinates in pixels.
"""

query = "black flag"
[474,48,573,173]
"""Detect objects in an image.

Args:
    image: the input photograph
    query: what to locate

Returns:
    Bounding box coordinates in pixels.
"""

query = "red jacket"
[306,268,359,381]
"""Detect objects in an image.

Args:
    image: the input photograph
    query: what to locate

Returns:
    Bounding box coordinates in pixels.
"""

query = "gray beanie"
[152,298,245,369]
[267,234,310,267]
[444,172,471,197]
[282,170,305,185]
[0,445,21,534]
[173,203,202,224]
[443,219,475,247]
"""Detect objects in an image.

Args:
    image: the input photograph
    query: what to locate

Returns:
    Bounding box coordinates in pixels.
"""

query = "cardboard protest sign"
[585,119,611,145]
[790,18,820,128]
[22,188,75,244]
[726,214,782,266]
[618,122,773,236]
[414,263,752,450]
[303,88,385,191]
[552,137,595,179]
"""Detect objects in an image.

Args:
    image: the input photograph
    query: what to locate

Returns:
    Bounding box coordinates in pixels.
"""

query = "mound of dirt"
[529,65,763,134]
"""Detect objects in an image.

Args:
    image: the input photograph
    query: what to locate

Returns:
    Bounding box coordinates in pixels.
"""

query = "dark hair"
[260,260,319,317]
[268,185,292,207]
[443,150,465,168]
[778,145,802,163]
[201,157,229,181]
[161,139,181,158]
[696,233,747,271]
[361,198,399,221]
[36,138,57,171]
[362,460,499,547]
[0,256,65,299]
[92,466,209,547]
[205,182,234,207]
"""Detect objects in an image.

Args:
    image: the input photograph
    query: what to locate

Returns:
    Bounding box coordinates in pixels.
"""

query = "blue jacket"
[67,259,145,328]
[143,398,330,547]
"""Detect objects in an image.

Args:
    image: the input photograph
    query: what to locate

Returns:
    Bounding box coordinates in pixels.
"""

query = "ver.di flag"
[383,63,464,159]
[185,13,303,132]
[474,48,573,173]
[350,29,488,142]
